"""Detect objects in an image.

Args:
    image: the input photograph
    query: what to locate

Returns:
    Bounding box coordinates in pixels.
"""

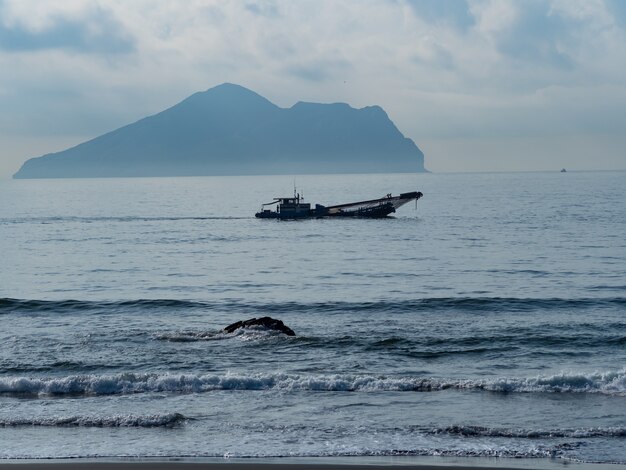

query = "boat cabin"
[274,196,311,217]
[256,193,312,219]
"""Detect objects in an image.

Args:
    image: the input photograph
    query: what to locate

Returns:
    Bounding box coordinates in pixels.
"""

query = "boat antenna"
[293,178,296,199]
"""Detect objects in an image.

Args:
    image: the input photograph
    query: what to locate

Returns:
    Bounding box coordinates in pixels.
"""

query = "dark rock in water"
[224,317,296,336]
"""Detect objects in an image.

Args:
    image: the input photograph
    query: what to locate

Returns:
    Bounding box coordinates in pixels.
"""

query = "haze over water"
[1,171,625,464]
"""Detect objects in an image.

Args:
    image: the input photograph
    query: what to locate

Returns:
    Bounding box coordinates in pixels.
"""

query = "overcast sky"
[1,0,625,178]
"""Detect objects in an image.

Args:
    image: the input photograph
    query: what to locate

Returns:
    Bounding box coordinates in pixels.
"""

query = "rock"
[223,317,296,336]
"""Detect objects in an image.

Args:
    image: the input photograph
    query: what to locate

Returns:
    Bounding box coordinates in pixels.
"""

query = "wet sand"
[0,459,619,470]
[0,464,519,470]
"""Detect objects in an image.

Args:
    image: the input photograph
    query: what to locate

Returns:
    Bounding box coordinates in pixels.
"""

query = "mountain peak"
[201,83,275,103]
[13,84,426,178]
[209,82,253,93]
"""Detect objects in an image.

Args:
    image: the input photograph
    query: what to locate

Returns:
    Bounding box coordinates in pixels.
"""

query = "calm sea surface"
[0,171,625,465]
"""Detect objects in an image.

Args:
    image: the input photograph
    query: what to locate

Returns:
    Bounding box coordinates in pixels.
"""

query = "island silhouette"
[14,83,426,178]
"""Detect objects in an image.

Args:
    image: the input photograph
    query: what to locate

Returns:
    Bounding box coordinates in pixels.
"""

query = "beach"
[2,457,625,470]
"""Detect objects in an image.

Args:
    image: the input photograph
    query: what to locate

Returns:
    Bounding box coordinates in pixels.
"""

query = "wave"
[428,424,626,438]
[2,216,248,225]
[154,326,293,342]
[1,369,624,398]
[295,443,579,460]
[212,446,573,460]
[0,446,577,461]
[0,413,185,428]
[0,298,206,314]
[2,296,625,315]
[365,330,626,353]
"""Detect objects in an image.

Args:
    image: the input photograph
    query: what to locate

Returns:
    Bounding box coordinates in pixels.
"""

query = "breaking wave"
[277,444,577,460]
[428,424,626,438]
[154,326,296,342]
[1,368,624,398]
[0,446,580,461]
[0,413,185,428]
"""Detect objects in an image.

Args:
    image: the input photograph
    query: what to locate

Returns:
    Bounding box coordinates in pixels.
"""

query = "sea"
[0,171,625,466]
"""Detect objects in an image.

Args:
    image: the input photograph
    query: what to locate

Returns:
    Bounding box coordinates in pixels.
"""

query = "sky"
[1,0,626,178]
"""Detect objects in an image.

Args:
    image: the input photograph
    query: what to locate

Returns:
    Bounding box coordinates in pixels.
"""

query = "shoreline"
[1,456,624,470]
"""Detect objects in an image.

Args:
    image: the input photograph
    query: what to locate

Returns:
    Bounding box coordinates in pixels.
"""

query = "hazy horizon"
[2,0,626,178]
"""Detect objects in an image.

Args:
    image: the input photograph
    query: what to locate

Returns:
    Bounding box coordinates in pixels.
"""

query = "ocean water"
[0,171,625,465]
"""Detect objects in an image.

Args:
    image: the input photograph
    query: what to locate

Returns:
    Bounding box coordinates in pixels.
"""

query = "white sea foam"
[1,368,625,397]
[153,325,289,342]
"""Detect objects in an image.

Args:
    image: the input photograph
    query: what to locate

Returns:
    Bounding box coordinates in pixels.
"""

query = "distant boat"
[255,190,423,219]
[561,168,567,172]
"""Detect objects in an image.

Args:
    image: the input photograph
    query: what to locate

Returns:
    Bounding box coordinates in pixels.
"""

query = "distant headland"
[13,83,426,179]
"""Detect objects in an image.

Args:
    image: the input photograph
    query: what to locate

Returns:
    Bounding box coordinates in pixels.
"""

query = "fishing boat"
[255,190,423,219]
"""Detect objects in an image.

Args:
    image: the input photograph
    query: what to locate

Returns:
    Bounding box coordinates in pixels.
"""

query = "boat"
[255,190,423,219]
[561,168,567,173]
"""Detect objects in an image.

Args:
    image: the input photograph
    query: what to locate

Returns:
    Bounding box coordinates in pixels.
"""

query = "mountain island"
[14,83,426,179]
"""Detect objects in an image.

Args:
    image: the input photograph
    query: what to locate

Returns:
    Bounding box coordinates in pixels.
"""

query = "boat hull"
[255,205,395,219]
[255,210,312,219]
[255,191,421,219]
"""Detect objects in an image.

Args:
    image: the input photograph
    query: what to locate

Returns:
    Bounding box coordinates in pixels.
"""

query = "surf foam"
[1,368,625,397]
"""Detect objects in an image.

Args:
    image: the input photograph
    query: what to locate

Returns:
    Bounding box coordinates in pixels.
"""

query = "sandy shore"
[0,458,622,470]
[0,463,521,470]
[0,461,521,470]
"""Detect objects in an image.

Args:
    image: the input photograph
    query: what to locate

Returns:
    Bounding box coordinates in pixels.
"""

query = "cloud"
[285,56,351,83]
[412,38,455,71]
[0,4,134,54]
[287,64,332,82]
[489,1,576,69]
[604,0,626,29]
[245,1,280,18]
[405,0,475,31]
[1,0,626,177]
